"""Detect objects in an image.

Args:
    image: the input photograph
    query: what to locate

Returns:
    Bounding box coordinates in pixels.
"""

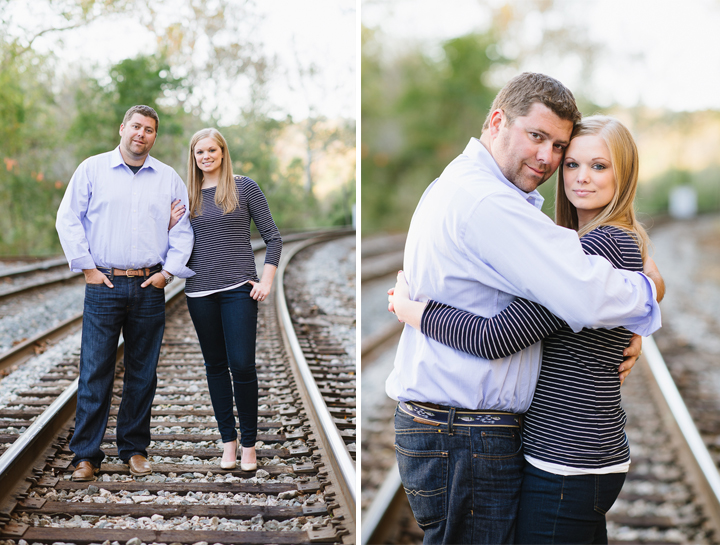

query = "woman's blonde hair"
[555,115,649,259]
[187,128,239,218]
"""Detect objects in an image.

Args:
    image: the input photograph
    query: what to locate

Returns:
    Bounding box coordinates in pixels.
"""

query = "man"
[385,73,663,544]
[56,105,194,481]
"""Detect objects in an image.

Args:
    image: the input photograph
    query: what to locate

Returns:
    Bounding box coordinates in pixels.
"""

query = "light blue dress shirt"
[386,138,661,413]
[56,147,195,278]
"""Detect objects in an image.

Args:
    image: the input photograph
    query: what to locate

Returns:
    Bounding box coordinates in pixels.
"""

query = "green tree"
[0,41,67,254]
[361,28,508,234]
[68,55,188,166]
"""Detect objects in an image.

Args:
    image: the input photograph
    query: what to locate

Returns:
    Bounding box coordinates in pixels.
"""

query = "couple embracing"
[56,105,282,482]
[387,73,664,544]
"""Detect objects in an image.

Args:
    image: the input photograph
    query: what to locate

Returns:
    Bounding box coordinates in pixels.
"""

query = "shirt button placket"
[131,181,139,269]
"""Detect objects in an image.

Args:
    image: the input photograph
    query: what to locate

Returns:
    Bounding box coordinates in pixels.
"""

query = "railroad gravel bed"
[0,281,84,354]
[0,242,354,544]
[0,262,77,296]
[284,235,356,357]
[0,298,341,543]
[608,357,713,543]
[651,216,720,401]
[0,332,81,407]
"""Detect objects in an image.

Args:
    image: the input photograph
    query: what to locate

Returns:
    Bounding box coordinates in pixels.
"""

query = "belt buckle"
[125,268,140,277]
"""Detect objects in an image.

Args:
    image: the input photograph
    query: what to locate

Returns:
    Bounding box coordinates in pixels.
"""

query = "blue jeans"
[515,463,626,544]
[394,406,524,544]
[186,284,258,447]
[70,278,166,467]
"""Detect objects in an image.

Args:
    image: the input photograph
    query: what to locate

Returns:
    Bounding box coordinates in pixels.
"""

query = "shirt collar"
[462,138,545,210]
[110,146,157,172]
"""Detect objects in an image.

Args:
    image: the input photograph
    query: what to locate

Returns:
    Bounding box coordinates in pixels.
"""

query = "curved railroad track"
[361,225,720,545]
[0,228,356,544]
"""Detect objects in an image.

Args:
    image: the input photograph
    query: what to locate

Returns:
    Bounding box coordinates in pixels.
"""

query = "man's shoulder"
[81,149,115,166]
[435,163,533,220]
[442,155,520,200]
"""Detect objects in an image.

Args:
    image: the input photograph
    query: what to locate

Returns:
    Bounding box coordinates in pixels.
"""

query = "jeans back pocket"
[395,442,448,527]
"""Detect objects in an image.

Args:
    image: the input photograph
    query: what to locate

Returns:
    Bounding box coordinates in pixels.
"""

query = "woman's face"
[194,136,223,176]
[563,134,616,228]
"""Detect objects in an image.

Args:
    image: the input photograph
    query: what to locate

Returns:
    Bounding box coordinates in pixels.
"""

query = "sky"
[12,0,356,122]
[10,0,720,119]
[362,0,720,113]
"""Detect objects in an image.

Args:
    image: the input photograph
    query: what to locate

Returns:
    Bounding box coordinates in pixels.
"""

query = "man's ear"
[488,109,505,137]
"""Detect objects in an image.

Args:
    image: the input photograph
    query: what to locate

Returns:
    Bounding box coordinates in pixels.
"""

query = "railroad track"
[0,229,356,544]
[281,235,357,464]
[359,233,405,366]
[360,230,720,545]
[0,258,85,369]
[0,257,80,302]
[0,231,348,374]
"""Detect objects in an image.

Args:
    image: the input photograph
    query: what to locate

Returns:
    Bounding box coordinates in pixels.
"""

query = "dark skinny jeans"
[186,283,258,447]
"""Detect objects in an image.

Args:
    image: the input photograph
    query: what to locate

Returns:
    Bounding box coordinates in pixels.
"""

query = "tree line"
[0,0,355,255]
[361,3,720,235]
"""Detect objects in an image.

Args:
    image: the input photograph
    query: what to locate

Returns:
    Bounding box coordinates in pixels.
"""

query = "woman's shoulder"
[234,175,263,192]
[582,225,642,270]
[592,225,640,246]
[234,175,256,184]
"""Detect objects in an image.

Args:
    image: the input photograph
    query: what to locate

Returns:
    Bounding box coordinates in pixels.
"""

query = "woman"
[179,128,282,471]
[390,116,657,543]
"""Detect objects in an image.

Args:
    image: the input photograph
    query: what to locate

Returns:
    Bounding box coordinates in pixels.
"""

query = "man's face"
[490,102,573,193]
[119,113,158,162]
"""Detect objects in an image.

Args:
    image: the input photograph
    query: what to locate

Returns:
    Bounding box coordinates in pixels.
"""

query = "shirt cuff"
[162,261,195,279]
[623,273,662,336]
[70,255,96,272]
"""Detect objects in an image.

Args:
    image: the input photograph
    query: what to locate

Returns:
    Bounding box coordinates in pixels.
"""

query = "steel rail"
[0,272,82,303]
[274,234,357,522]
[0,257,69,279]
[642,335,720,535]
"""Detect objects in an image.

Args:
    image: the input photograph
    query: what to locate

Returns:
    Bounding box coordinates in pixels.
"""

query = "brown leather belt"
[97,264,162,278]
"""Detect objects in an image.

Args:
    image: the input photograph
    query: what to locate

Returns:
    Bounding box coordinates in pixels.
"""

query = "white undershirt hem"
[185,279,250,298]
[525,454,630,476]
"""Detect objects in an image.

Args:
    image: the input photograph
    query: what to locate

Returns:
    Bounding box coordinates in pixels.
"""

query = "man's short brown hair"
[482,72,581,130]
[122,105,159,132]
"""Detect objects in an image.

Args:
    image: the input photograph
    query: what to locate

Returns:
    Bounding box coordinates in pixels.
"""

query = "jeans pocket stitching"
[395,444,448,458]
[395,443,448,527]
[474,430,523,460]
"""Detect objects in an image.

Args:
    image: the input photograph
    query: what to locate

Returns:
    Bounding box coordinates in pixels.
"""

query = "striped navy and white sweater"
[185,176,282,294]
[421,225,643,469]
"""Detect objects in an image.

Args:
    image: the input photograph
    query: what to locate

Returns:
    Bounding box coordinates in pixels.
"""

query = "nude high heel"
[240,446,257,471]
[220,440,237,469]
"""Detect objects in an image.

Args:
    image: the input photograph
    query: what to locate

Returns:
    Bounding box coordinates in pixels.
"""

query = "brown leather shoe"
[127,454,152,476]
[71,461,99,482]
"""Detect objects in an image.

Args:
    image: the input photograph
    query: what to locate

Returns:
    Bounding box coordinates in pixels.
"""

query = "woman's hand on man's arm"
[388,271,427,330]
[644,256,665,302]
